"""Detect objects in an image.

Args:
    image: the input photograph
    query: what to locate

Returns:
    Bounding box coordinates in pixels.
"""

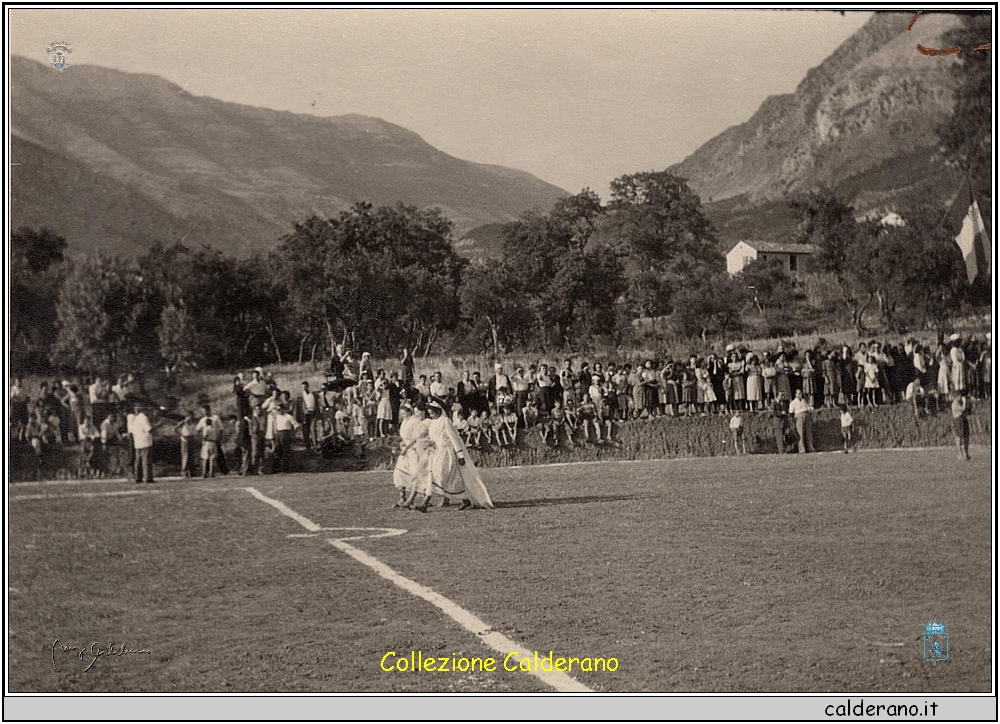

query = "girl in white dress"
[421,402,494,511]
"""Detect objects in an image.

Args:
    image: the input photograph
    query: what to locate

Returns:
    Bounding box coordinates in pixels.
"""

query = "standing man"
[130,402,156,484]
[487,364,511,407]
[400,348,415,390]
[297,381,319,450]
[269,403,301,473]
[788,389,814,454]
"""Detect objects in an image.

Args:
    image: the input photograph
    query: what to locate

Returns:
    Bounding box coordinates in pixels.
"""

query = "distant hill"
[454,223,509,261]
[669,11,968,245]
[10,56,567,257]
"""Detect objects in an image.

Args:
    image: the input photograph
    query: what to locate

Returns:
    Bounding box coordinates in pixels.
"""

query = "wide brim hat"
[949,333,960,341]
[427,400,444,412]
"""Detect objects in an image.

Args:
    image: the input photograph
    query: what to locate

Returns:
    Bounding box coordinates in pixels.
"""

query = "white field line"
[243,487,592,693]
[10,489,167,502]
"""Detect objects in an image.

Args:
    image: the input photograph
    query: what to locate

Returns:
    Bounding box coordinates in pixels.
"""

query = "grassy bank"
[9,401,991,483]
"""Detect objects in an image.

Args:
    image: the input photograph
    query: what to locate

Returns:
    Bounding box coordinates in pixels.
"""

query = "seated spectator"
[466,409,484,449]
[521,398,539,430]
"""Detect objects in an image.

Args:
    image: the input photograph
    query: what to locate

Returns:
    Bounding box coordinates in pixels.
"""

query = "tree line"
[12,172,983,378]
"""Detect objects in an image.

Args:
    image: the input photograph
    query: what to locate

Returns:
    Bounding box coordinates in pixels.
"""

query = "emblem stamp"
[46,41,72,70]
[922,620,949,663]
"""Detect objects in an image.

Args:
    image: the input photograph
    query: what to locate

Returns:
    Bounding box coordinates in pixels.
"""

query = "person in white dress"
[422,401,494,511]
[396,406,431,509]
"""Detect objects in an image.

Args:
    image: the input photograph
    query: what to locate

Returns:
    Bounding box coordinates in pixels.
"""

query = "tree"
[496,190,624,348]
[50,256,159,374]
[867,211,967,331]
[735,256,795,317]
[793,192,877,332]
[459,262,532,355]
[604,171,721,320]
[272,202,466,358]
[11,227,67,372]
[669,272,745,342]
[139,242,261,369]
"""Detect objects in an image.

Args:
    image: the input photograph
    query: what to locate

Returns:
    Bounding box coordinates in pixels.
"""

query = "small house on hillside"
[726,240,820,276]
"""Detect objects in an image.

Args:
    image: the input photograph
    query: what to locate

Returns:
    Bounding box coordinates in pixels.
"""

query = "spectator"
[130,402,156,484]
[400,348,415,389]
[788,389,814,453]
[840,405,854,453]
[729,410,746,455]
[243,403,267,475]
[200,418,220,478]
[296,380,319,449]
[951,390,971,461]
[174,410,198,478]
[243,369,269,408]
[269,403,301,473]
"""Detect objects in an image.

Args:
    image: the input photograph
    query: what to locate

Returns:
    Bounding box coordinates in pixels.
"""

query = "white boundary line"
[243,486,592,693]
[10,489,167,502]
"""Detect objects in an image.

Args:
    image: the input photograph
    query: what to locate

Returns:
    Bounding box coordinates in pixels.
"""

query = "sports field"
[7,448,992,693]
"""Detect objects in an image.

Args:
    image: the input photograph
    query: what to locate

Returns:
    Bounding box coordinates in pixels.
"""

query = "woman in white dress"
[949,336,966,395]
[422,402,494,511]
[395,406,431,509]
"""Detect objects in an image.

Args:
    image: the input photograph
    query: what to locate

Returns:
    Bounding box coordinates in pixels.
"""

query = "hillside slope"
[10,56,567,257]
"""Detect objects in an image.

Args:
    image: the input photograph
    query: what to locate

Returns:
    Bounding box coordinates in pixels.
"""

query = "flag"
[950,179,991,284]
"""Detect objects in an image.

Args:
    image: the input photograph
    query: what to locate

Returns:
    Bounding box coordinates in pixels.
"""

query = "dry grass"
[8,449,992,692]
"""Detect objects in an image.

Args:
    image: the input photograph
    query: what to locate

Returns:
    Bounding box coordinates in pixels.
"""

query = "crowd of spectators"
[9,332,990,479]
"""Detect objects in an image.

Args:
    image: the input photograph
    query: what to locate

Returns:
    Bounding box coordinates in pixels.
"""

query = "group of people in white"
[392,401,494,512]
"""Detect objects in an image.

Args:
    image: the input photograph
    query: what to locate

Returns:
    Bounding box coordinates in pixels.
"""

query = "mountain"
[668,11,968,244]
[10,56,567,257]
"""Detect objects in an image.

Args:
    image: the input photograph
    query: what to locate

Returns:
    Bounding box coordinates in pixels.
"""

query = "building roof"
[728,241,820,255]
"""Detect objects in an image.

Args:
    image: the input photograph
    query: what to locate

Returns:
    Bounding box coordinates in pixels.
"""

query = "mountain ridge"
[668,11,966,242]
[10,55,567,257]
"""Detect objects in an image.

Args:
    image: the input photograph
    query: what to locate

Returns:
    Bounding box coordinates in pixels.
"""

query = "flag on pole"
[949,178,991,284]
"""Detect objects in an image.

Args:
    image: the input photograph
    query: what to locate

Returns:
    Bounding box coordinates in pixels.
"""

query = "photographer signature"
[51,639,151,672]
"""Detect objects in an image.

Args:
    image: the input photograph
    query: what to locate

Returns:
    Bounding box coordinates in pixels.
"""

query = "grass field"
[7,448,992,693]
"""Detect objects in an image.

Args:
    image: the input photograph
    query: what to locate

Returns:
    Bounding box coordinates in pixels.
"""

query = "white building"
[726,240,820,276]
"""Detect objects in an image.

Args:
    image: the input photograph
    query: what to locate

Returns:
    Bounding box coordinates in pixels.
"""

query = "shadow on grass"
[494,493,651,509]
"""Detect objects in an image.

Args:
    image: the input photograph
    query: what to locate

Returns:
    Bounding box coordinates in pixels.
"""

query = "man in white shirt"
[429,371,448,404]
[269,403,301,473]
[297,381,318,450]
[787,390,813,453]
[131,403,156,483]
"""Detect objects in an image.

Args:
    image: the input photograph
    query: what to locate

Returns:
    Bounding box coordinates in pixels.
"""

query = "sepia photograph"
[5,5,995,718]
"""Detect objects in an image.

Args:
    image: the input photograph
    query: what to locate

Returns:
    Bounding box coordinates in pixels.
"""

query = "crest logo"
[46,41,72,70]
[922,620,949,663]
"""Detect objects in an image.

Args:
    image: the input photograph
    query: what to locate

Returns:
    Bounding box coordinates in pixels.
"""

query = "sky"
[8,7,874,199]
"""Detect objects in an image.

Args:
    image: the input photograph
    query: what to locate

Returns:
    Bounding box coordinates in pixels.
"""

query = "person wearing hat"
[949,335,966,396]
[421,401,493,511]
